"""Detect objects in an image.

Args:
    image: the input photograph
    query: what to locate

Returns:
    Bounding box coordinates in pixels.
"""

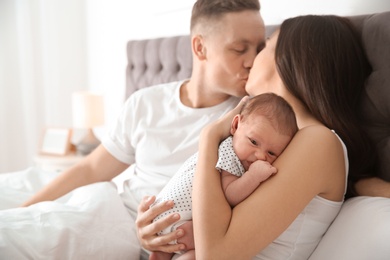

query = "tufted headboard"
[125,35,192,99]
[125,12,390,181]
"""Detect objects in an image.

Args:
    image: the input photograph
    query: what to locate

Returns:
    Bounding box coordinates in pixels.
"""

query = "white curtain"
[0,0,88,173]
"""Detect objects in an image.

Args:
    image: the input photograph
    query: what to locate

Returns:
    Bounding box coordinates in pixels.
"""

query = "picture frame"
[40,128,73,156]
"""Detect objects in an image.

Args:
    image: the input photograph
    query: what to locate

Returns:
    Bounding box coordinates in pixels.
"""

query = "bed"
[1,11,389,260]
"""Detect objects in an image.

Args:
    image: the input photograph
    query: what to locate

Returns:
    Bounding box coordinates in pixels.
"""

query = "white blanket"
[0,167,141,259]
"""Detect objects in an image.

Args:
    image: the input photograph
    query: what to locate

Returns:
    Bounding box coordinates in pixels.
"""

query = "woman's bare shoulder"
[293,125,343,151]
[275,124,346,200]
[284,124,345,172]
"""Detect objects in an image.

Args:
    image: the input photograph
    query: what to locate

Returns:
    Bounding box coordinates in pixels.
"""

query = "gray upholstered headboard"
[125,35,192,99]
[125,12,390,181]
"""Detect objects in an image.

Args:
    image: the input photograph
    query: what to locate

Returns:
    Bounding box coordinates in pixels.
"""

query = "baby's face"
[231,115,292,171]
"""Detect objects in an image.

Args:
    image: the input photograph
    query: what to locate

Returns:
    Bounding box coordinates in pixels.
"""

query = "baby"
[152,93,298,259]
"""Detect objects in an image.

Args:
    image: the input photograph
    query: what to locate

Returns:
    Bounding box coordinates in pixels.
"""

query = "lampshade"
[72,91,105,128]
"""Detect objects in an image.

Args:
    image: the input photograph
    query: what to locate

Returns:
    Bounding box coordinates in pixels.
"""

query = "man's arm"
[355,177,390,198]
[21,145,129,207]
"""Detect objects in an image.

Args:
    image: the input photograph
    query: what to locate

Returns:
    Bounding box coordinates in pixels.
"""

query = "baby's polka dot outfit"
[215,136,246,177]
[152,136,245,236]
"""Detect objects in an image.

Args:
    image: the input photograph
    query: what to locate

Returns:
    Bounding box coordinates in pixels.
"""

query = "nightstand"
[34,153,85,173]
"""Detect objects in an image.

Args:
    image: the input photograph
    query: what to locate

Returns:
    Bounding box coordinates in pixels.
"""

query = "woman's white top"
[254,131,349,259]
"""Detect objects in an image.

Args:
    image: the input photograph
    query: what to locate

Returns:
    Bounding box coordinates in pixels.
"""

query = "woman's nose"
[243,49,258,69]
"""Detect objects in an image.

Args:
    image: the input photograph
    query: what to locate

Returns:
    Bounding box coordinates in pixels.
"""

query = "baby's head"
[240,93,298,138]
[231,93,298,167]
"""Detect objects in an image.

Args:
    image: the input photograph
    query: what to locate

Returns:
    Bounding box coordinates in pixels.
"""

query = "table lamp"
[72,91,105,155]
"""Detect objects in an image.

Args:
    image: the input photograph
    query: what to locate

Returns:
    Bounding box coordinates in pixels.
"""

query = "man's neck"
[181,79,230,108]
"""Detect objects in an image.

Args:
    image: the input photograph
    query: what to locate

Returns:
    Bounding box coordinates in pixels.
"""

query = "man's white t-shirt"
[102,80,239,217]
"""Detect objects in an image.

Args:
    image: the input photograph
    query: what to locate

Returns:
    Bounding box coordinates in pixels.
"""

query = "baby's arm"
[221,160,277,207]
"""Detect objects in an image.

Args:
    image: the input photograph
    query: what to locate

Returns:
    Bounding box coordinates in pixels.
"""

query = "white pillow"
[309,196,390,260]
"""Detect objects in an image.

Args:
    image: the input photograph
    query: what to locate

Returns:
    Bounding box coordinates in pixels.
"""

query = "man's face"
[202,10,265,98]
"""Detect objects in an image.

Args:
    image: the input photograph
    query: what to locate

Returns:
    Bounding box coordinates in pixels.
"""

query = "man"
[21,0,265,258]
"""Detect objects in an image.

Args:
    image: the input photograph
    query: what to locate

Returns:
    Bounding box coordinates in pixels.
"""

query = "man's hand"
[136,196,186,253]
[355,177,390,198]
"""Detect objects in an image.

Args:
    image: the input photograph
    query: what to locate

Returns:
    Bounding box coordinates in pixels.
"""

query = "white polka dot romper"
[215,136,246,177]
[152,136,245,236]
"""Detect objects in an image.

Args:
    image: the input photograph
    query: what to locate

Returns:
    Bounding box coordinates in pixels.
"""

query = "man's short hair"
[190,0,260,34]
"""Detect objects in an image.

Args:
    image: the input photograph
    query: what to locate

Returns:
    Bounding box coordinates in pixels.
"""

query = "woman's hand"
[136,196,186,253]
[204,96,250,141]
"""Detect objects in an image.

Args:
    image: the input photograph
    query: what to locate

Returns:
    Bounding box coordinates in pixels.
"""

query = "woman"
[137,15,376,259]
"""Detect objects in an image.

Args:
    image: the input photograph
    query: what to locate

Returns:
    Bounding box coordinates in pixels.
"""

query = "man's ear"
[192,34,207,60]
[230,115,241,135]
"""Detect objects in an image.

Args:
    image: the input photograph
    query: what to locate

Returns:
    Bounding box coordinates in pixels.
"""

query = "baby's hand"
[248,160,277,183]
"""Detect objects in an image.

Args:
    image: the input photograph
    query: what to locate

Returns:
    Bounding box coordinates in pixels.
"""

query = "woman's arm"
[21,145,129,207]
[192,125,346,259]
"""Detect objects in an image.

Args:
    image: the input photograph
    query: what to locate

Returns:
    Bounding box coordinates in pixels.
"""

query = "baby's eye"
[268,151,276,157]
[249,138,257,146]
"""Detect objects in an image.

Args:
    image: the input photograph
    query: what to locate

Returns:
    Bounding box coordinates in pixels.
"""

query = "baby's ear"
[230,115,241,135]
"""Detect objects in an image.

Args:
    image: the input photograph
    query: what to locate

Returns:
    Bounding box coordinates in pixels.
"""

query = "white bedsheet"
[0,167,141,259]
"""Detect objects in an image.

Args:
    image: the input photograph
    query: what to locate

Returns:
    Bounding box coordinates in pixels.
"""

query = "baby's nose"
[255,150,266,161]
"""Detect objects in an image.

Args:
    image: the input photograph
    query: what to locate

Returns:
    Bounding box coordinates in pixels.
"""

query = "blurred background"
[1,0,389,172]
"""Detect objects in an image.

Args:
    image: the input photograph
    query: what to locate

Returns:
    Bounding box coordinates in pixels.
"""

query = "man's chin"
[234,90,248,98]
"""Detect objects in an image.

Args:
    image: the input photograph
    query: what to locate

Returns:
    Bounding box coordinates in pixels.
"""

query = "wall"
[262,0,390,25]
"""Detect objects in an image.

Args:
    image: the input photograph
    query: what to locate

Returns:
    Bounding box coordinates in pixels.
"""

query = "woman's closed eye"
[234,48,247,54]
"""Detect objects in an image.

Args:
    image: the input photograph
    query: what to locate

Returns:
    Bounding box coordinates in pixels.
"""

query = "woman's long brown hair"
[275,15,377,198]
